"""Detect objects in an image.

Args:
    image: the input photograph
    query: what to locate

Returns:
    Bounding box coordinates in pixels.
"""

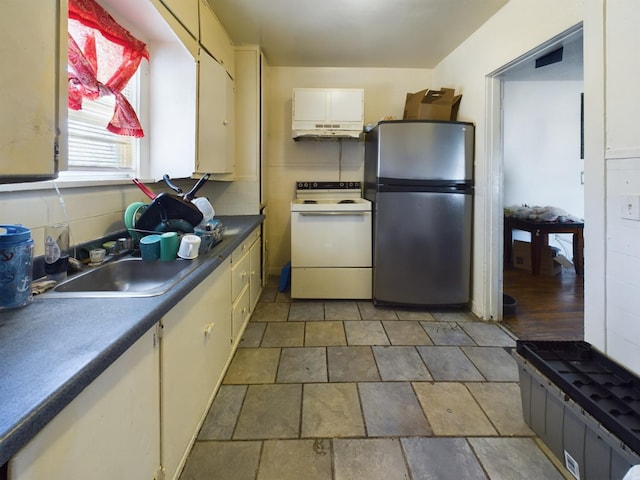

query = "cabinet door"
[249,236,263,310]
[330,89,364,123]
[161,258,231,480]
[9,328,161,480]
[197,49,235,175]
[161,0,199,40]
[1,0,61,183]
[199,0,234,78]
[294,89,329,123]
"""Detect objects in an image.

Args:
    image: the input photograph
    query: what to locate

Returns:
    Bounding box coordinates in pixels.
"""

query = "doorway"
[486,24,585,340]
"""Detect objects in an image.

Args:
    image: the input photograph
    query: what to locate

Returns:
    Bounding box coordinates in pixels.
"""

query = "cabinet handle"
[204,322,215,335]
[223,119,228,126]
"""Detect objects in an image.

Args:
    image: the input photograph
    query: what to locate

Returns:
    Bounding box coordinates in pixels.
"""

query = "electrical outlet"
[621,195,640,221]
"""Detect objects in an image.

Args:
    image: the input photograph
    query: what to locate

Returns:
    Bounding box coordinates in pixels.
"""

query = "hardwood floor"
[502,264,584,341]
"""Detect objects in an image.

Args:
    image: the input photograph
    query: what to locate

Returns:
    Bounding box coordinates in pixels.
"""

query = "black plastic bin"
[514,340,640,480]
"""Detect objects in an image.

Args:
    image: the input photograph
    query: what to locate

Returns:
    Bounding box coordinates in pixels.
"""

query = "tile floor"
[179,281,571,480]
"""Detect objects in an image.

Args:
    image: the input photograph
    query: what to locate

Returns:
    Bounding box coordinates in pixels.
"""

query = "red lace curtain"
[68,0,149,137]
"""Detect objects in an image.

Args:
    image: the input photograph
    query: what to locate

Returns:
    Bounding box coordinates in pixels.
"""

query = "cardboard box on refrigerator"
[403,88,462,121]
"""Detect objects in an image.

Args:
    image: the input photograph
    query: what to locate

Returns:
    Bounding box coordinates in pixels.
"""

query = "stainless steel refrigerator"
[364,120,475,306]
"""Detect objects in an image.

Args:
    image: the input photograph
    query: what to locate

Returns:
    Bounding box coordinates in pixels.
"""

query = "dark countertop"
[0,215,263,466]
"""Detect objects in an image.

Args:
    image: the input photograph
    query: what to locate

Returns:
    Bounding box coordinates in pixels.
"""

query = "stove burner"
[339,199,356,204]
[303,200,317,204]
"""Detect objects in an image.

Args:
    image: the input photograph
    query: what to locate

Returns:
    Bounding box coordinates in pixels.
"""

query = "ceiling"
[208,0,509,68]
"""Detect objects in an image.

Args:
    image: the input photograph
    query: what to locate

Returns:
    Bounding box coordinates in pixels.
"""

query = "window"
[67,72,139,174]
[66,0,148,178]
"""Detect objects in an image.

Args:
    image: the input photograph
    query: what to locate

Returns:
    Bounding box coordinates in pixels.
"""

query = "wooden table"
[504,216,584,276]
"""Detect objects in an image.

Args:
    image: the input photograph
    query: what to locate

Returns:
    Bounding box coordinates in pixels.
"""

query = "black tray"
[516,340,640,456]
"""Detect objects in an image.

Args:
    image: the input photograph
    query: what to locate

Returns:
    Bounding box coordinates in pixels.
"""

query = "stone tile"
[357,301,399,320]
[261,322,305,347]
[327,346,380,382]
[334,439,410,480]
[223,348,280,384]
[325,301,361,320]
[382,320,432,345]
[421,321,476,346]
[251,302,290,322]
[275,289,292,303]
[198,385,247,440]
[179,441,261,480]
[416,346,484,381]
[259,286,278,303]
[344,321,390,345]
[413,382,497,436]
[359,382,431,436]
[257,439,332,480]
[301,383,365,437]
[394,308,436,321]
[238,322,266,348]
[277,347,327,383]
[432,310,477,322]
[466,382,534,436]
[373,346,432,381]
[234,384,302,439]
[288,301,325,321]
[305,321,347,346]
[462,347,520,382]
[461,322,516,347]
[265,274,279,287]
[469,437,565,480]
[401,437,487,480]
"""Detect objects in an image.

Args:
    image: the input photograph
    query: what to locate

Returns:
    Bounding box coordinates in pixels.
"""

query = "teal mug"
[140,234,161,261]
[160,232,179,261]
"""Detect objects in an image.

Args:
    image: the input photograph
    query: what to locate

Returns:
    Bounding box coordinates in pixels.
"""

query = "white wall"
[503,79,584,218]
[600,0,640,373]
[503,78,584,257]
[263,67,433,275]
[433,0,583,319]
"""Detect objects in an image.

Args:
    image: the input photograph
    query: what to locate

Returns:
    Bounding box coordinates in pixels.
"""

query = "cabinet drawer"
[231,228,259,264]
[231,253,250,301]
[232,286,251,341]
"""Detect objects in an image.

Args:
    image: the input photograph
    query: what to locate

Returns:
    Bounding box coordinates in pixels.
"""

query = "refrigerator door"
[372,189,472,306]
[373,121,474,182]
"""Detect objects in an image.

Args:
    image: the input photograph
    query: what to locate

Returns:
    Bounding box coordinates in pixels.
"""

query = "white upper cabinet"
[160,0,199,41]
[197,49,235,176]
[0,0,64,183]
[199,0,235,78]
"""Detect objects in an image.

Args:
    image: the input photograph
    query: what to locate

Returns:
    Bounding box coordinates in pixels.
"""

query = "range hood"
[292,88,364,140]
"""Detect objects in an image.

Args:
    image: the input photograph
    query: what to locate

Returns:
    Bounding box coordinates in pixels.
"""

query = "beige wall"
[263,67,434,275]
[433,0,583,319]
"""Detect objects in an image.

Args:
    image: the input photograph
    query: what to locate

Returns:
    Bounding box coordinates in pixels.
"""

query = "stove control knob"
[312,182,318,188]
[339,182,345,188]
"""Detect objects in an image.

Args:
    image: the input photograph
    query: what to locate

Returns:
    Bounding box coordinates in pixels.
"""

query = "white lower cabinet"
[9,327,161,480]
[160,257,232,480]
[8,231,261,480]
[249,236,262,310]
[231,228,262,346]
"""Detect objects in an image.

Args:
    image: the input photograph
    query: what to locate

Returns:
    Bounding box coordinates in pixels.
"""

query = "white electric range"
[290,181,372,299]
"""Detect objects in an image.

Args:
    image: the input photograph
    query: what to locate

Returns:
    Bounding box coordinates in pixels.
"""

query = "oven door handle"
[298,211,369,216]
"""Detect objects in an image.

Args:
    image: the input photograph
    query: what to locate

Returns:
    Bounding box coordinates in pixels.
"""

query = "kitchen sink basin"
[45,256,200,298]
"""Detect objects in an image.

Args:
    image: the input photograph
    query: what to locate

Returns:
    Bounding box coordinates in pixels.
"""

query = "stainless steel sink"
[45,256,200,298]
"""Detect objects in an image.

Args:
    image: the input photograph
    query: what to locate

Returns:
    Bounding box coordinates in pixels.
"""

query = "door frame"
[483,24,584,321]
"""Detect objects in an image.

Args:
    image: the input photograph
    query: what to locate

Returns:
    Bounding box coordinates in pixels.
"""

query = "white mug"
[177,234,201,259]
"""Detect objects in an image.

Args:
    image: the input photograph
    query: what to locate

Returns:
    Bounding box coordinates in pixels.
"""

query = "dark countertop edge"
[0,215,264,466]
